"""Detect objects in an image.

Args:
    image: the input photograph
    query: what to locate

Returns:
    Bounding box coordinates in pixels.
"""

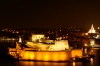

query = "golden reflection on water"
[20,61,35,66]
[84,48,87,53]
[90,58,93,65]
[72,62,75,66]
[19,61,67,66]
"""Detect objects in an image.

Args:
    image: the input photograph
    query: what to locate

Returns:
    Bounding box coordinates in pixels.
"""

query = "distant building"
[90,39,95,46]
[88,24,96,33]
[85,24,99,39]
[31,34,45,42]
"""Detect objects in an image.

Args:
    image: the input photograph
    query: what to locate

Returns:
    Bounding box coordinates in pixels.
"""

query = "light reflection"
[90,58,93,65]
[92,48,99,49]
[19,61,67,66]
[43,62,50,66]
[91,50,93,53]
[73,62,75,66]
[29,62,34,65]
[20,61,35,66]
[84,48,87,53]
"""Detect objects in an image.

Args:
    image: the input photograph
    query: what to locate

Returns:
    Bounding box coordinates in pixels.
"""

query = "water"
[0,41,100,66]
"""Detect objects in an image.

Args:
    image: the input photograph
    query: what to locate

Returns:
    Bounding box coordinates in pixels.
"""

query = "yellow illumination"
[60,52,67,60]
[71,49,82,57]
[29,53,35,60]
[24,52,29,59]
[84,44,87,46]
[90,58,93,65]
[22,51,71,61]
[36,53,42,60]
[44,53,50,61]
[73,62,75,66]
[53,53,58,61]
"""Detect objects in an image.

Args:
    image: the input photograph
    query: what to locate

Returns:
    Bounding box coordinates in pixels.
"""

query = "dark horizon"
[1,0,100,29]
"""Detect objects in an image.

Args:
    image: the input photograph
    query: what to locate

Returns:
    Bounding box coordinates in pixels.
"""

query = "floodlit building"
[85,24,99,39]
[26,40,69,51]
[31,34,45,42]
[9,42,83,61]
[8,34,83,61]
[88,24,96,33]
[90,39,95,46]
[71,49,83,57]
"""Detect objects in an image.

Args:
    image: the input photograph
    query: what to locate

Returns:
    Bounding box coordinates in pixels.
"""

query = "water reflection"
[84,48,87,53]
[17,61,87,66]
[90,58,93,65]
[72,62,75,66]
[19,61,35,66]
[19,61,68,66]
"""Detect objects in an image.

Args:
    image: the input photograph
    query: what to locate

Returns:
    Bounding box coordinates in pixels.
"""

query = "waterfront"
[0,41,100,66]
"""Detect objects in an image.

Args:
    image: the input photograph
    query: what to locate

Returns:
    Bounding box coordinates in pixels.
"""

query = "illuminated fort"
[8,34,83,61]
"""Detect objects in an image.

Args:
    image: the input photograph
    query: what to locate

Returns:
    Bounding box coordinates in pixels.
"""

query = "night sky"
[0,0,100,29]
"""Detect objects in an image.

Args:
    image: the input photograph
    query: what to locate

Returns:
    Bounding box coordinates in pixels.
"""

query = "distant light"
[88,24,96,33]
[2,29,4,31]
[5,28,7,30]
[98,27,100,29]
[7,38,10,40]
[16,31,19,33]
[19,37,22,43]
[91,50,93,52]
[12,38,15,40]
[84,44,87,46]
[85,33,88,35]
[94,35,100,39]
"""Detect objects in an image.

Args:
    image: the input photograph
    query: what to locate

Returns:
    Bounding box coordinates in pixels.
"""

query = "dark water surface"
[0,41,100,66]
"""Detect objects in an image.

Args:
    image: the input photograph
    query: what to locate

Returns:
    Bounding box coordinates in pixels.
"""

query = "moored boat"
[70,56,91,62]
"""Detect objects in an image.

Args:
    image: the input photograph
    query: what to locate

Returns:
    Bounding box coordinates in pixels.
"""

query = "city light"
[88,24,96,33]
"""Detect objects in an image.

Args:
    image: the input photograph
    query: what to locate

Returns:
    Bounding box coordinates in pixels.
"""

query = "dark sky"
[0,0,100,29]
